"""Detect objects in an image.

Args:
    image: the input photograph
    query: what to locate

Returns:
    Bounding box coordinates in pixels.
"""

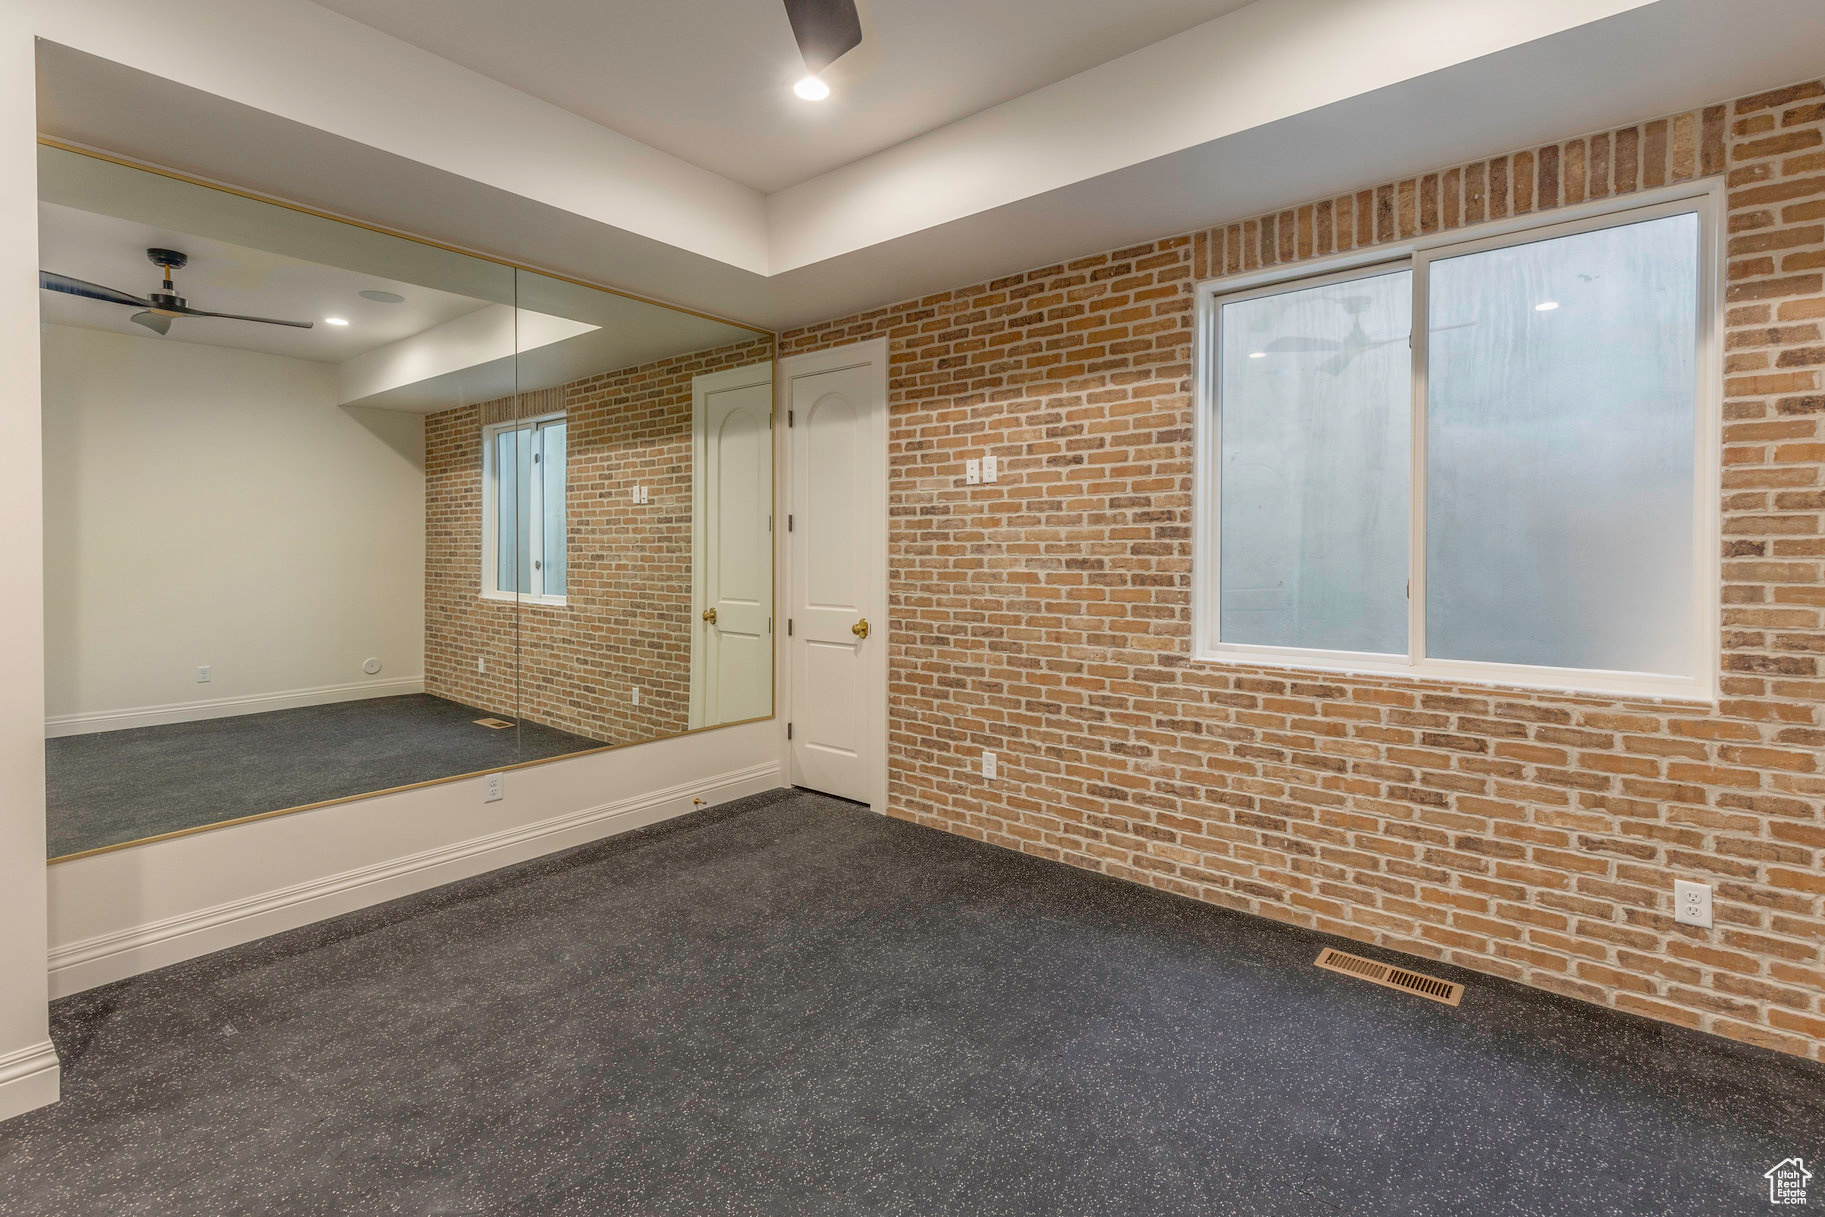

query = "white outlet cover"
[982,750,997,780]
[484,772,504,803]
[1673,879,1713,928]
[965,458,981,485]
[632,686,641,705]
[196,665,211,683]
[982,454,998,483]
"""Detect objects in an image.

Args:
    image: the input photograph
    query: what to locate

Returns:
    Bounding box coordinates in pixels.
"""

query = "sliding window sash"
[1194,181,1721,701]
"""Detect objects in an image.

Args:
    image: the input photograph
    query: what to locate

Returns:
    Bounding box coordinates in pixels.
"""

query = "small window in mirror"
[482,414,567,604]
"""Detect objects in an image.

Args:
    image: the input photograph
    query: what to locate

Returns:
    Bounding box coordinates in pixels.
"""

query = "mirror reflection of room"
[426,271,776,757]
[40,146,775,861]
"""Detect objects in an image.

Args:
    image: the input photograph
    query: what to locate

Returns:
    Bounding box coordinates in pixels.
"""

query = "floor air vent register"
[472,718,515,730]
[1314,948,1464,1007]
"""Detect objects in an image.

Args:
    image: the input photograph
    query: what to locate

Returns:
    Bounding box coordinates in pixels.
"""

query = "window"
[1197,190,1717,698]
[482,414,567,603]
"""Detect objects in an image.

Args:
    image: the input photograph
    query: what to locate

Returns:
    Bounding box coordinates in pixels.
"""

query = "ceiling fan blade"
[40,271,151,310]
[1264,336,1343,352]
[783,0,861,73]
[174,306,314,329]
[130,311,173,336]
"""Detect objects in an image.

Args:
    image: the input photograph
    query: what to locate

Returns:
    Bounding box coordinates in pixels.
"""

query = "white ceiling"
[31,0,1825,331]
[308,0,1257,192]
[36,150,762,411]
[38,202,489,363]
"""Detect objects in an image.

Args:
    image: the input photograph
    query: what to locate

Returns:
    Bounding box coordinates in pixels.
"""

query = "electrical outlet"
[196,665,211,684]
[982,454,998,483]
[982,750,997,780]
[965,458,981,485]
[1674,879,1712,928]
[477,657,486,674]
[632,686,641,706]
[483,772,504,803]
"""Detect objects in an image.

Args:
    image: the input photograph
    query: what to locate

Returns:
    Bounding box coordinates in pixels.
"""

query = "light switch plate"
[1673,879,1712,928]
[965,458,981,485]
[982,454,998,483]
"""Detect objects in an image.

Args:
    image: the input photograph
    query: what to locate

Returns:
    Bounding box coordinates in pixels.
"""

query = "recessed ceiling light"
[1248,351,1267,359]
[1535,301,1560,311]
[324,317,350,326]
[359,290,405,304]
[793,76,830,101]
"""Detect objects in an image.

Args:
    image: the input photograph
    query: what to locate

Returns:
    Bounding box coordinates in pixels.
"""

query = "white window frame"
[480,411,568,607]
[1192,180,1722,702]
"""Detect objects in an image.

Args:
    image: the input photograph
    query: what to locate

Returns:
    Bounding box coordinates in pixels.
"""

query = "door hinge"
[788,514,794,532]
[787,618,794,636]
[768,616,773,634]
[787,722,793,740]
[787,409,794,427]
[769,513,774,532]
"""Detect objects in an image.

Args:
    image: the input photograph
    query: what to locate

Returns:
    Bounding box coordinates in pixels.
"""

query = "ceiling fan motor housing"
[145,247,189,272]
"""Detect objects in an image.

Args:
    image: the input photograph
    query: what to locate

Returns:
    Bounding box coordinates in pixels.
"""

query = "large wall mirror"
[39,145,775,860]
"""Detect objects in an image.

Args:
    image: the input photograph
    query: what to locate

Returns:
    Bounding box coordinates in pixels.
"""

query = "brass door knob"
[702,608,718,624]
[852,617,869,639]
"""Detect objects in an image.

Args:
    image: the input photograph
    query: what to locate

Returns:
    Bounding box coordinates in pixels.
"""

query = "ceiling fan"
[783,0,862,75]
[39,248,314,337]
[1262,295,1402,376]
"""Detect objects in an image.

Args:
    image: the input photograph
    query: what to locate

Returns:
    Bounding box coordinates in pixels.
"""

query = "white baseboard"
[0,1040,60,1122]
[47,761,782,998]
[46,678,429,738]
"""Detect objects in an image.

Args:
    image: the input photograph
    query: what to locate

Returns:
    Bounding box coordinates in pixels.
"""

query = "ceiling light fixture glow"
[794,76,831,101]
[324,317,350,326]
[1248,351,1267,359]
[1535,301,1560,312]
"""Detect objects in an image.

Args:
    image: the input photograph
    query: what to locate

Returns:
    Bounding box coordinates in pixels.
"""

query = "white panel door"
[786,343,886,807]
[691,363,774,728]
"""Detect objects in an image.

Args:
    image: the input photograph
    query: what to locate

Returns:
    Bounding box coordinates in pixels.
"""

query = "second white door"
[784,341,887,808]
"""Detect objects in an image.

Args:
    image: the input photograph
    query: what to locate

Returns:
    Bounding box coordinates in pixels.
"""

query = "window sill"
[480,591,568,609]
[1193,646,1716,705]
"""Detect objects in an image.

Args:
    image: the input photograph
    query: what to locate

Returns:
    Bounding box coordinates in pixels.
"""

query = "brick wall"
[782,81,1825,1061]
[425,335,774,745]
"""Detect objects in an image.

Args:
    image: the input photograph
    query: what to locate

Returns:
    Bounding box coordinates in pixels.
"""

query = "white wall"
[41,325,425,733]
[0,3,56,1123]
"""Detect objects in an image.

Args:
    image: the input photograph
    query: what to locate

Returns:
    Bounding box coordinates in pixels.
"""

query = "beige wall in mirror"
[38,144,776,862]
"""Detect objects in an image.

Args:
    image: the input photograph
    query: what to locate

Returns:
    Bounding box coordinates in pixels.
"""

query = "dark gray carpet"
[46,694,605,858]
[3,789,1819,1215]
